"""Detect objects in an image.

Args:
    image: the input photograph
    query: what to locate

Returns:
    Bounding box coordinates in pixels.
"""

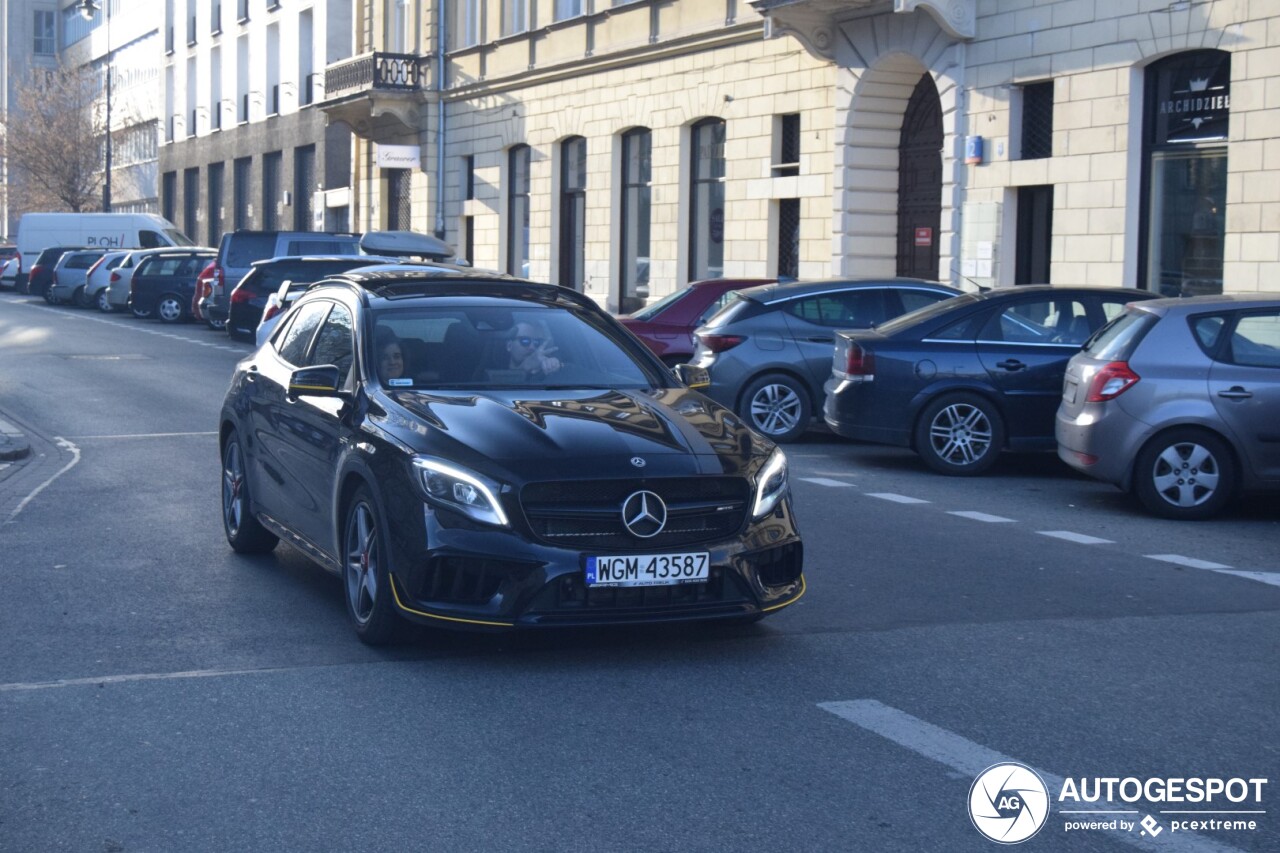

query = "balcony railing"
[324,52,428,99]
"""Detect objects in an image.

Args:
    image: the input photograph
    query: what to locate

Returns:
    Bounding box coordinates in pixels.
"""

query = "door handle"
[996,359,1026,371]
[807,336,834,344]
[1217,386,1252,400]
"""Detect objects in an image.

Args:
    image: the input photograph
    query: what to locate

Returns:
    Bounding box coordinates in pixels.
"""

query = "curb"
[0,416,32,462]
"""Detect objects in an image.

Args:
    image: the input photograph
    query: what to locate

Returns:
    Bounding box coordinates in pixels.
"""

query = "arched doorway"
[897,73,942,279]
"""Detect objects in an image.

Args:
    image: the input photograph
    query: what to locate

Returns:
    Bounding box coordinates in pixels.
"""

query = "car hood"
[379,387,770,478]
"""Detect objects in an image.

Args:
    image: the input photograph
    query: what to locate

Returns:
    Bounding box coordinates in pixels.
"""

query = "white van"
[14,213,193,289]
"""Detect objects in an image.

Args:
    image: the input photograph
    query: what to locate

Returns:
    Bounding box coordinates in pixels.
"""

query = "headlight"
[751,448,788,519]
[412,457,509,527]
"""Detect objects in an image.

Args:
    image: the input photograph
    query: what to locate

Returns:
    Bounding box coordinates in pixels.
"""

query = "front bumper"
[387,499,805,631]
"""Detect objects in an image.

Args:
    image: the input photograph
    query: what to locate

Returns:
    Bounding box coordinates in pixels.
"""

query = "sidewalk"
[0,415,31,461]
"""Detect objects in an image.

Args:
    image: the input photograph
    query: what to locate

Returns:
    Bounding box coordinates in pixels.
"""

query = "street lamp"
[79,0,111,212]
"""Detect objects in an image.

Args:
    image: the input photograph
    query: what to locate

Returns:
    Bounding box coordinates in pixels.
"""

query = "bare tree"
[1,66,106,213]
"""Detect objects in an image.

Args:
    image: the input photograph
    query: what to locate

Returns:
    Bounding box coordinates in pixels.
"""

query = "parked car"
[83,251,131,312]
[690,278,962,442]
[191,261,219,328]
[226,255,403,342]
[48,248,108,306]
[823,285,1162,475]
[1056,294,1280,519]
[617,278,776,367]
[204,230,362,328]
[255,279,312,347]
[24,246,87,298]
[0,256,18,290]
[12,212,191,292]
[127,249,217,321]
[219,266,803,643]
[103,248,177,313]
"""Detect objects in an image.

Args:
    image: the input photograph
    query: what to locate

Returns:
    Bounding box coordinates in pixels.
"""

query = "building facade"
[159,0,357,246]
[754,0,1279,296]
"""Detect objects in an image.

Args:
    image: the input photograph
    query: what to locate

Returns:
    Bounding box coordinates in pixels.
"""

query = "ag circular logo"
[968,762,1050,844]
[621,490,666,538]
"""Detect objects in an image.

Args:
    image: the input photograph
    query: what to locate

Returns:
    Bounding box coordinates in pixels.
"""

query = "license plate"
[1064,380,1078,404]
[585,553,710,587]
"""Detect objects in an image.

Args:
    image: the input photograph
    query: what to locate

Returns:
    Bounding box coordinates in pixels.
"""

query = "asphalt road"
[2,291,1277,853]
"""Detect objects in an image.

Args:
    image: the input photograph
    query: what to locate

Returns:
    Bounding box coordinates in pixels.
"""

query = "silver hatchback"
[1056,295,1280,519]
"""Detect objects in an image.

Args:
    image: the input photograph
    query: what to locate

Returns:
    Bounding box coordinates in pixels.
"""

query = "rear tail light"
[261,303,280,323]
[110,271,121,283]
[833,339,875,381]
[230,286,252,306]
[1086,361,1140,402]
[696,333,744,353]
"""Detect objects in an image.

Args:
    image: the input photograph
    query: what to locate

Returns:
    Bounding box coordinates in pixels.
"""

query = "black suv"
[25,246,87,298]
[128,249,216,321]
[219,268,803,644]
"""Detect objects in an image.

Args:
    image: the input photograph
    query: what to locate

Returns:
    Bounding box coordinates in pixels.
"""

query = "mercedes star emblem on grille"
[630,456,646,468]
[621,490,667,538]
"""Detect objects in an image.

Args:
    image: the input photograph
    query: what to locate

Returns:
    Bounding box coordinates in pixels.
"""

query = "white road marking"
[866,492,930,504]
[1146,554,1232,570]
[799,477,854,488]
[947,511,1014,523]
[15,300,247,352]
[69,431,219,440]
[1211,570,1280,589]
[0,666,298,692]
[819,699,1244,853]
[6,437,80,523]
[1038,530,1114,545]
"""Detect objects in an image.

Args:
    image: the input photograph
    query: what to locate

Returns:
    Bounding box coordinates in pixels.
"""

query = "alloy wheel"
[749,383,802,436]
[927,402,993,466]
[345,502,380,625]
[158,297,184,322]
[222,441,245,537]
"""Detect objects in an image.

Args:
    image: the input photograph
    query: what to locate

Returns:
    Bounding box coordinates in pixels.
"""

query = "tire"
[43,286,57,305]
[1133,428,1236,520]
[156,293,186,323]
[130,302,153,319]
[342,486,403,645]
[221,432,278,554]
[738,373,812,443]
[207,316,228,331]
[97,289,113,312]
[914,392,1005,475]
[72,285,88,308]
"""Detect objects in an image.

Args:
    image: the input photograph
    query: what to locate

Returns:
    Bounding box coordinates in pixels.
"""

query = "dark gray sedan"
[690,278,962,442]
[1057,294,1280,519]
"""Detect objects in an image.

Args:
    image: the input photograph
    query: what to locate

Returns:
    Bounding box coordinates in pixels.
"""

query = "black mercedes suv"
[219,267,804,644]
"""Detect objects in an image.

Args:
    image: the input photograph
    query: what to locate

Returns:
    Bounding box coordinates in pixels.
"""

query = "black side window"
[276,301,330,365]
[138,231,164,249]
[788,290,885,327]
[1191,314,1227,353]
[309,304,355,383]
[226,234,279,267]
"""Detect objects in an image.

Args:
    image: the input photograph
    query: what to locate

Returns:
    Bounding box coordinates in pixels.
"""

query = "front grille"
[413,555,531,605]
[537,567,748,615]
[521,477,750,550]
[748,542,803,587]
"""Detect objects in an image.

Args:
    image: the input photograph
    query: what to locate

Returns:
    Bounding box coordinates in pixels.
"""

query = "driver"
[506,320,562,378]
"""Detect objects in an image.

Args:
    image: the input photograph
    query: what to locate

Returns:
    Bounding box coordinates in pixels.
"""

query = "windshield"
[370,301,668,391]
[165,229,195,246]
[630,287,690,321]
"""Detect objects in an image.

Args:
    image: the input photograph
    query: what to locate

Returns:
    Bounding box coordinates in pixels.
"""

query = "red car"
[617,278,774,367]
[191,261,221,329]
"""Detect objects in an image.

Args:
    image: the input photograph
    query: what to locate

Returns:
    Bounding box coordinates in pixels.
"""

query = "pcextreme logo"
[969,769,1269,844]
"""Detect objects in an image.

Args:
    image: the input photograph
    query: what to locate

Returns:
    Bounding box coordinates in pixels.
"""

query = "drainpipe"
[434,0,446,239]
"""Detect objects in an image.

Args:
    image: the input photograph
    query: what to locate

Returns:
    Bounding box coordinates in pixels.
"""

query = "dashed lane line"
[798,477,854,488]
[1146,554,1232,570]
[866,492,930,505]
[947,510,1015,523]
[10,299,246,353]
[1038,530,1115,545]
[1213,570,1280,589]
[819,699,1244,853]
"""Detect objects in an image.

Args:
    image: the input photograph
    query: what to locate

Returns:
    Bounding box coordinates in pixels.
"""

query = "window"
[184,168,200,242]
[34,10,56,54]
[207,162,224,245]
[1020,82,1053,160]
[233,157,252,230]
[162,172,178,224]
[787,290,887,328]
[502,0,527,36]
[559,137,586,291]
[507,145,531,277]
[774,113,800,177]
[263,151,282,230]
[980,298,1088,344]
[276,301,330,364]
[554,0,582,21]
[309,304,355,382]
[1229,313,1280,368]
[619,128,651,314]
[689,118,726,281]
[777,198,799,280]
[464,155,475,200]
[294,145,315,230]
[453,0,480,48]
[387,169,411,230]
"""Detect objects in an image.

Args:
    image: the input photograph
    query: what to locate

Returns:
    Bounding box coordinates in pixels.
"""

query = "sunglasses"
[513,337,545,347]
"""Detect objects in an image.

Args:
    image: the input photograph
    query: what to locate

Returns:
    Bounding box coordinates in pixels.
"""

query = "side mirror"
[288,364,345,398]
[674,364,710,389]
